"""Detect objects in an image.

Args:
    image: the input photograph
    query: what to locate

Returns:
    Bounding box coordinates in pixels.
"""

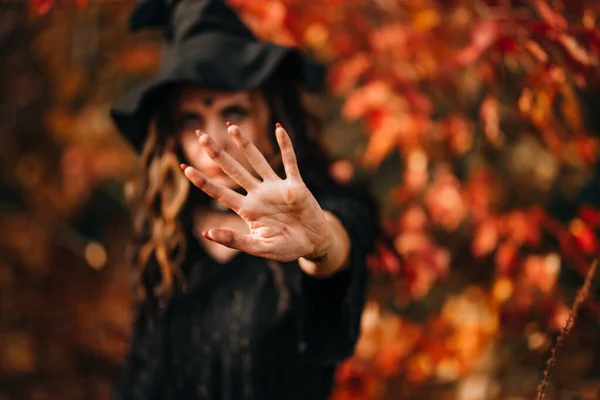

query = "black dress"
[115,188,377,400]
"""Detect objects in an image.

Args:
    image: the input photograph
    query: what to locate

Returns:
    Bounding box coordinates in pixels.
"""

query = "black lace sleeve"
[296,187,378,365]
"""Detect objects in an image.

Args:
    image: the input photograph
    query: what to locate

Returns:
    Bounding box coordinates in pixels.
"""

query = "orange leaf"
[525,40,549,63]
[369,23,407,54]
[413,9,441,32]
[533,0,568,31]
[362,123,401,168]
[557,34,598,66]
[522,253,560,293]
[328,52,371,96]
[472,219,499,257]
[479,96,502,145]
[447,19,504,68]
[443,114,474,155]
[569,218,597,253]
[341,81,393,121]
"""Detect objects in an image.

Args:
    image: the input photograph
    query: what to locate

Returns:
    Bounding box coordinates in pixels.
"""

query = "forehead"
[176,86,252,110]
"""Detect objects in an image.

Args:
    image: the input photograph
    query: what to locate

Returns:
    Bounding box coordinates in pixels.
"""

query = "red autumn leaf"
[328,52,371,96]
[533,0,568,32]
[404,90,434,115]
[442,114,474,155]
[548,302,571,332]
[399,206,428,233]
[569,218,597,254]
[501,211,540,245]
[31,0,54,15]
[331,360,382,400]
[362,123,401,168]
[401,244,450,299]
[342,81,394,122]
[362,110,427,168]
[405,353,434,383]
[579,206,600,227]
[330,33,359,58]
[575,136,598,165]
[367,241,402,276]
[495,37,518,52]
[369,23,407,54]
[395,232,430,255]
[480,96,502,145]
[424,167,467,231]
[556,34,598,67]
[522,253,560,293]
[463,168,498,221]
[446,19,506,68]
[471,19,504,49]
[527,21,553,36]
[472,218,499,257]
[581,29,600,53]
[524,40,549,63]
[495,241,519,275]
[374,344,405,377]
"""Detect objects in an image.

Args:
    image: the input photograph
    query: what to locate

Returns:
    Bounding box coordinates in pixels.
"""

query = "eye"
[179,112,203,132]
[222,105,250,123]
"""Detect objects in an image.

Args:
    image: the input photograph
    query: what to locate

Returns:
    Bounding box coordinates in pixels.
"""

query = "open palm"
[182,123,331,262]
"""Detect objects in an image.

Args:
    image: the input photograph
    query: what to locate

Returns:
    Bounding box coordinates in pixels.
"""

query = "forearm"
[298,211,351,278]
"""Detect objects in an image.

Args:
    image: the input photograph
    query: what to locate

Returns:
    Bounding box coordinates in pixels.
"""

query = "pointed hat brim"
[110,33,324,151]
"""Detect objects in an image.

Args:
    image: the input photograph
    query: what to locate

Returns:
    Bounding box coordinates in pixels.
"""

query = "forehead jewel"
[203,96,214,107]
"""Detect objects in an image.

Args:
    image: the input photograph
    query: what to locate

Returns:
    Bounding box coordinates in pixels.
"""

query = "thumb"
[204,228,265,256]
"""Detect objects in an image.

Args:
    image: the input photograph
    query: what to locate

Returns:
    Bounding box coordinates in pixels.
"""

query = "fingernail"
[275,122,282,129]
[195,130,201,138]
[202,231,211,240]
[180,163,189,170]
[225,121,231,127]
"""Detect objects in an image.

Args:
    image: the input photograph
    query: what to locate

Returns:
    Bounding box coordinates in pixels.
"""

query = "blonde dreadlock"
[128,121,190,301]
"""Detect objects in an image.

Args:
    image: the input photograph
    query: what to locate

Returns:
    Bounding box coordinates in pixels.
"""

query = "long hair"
[126,76,335,306]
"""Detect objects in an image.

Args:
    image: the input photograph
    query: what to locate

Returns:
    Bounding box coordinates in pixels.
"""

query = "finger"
[227,123,279,181]
[181,164,244,212]
[203,228,267,255]
[197,131,260,191]
[275,123,301,180]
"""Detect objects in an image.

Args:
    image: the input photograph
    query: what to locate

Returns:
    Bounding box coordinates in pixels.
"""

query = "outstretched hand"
[181,123,332,263]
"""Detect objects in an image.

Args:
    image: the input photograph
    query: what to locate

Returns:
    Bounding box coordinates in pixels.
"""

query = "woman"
[110,0,378,399]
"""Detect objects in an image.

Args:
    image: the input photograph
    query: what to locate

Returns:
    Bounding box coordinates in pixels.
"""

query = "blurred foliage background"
[1,0,599,399]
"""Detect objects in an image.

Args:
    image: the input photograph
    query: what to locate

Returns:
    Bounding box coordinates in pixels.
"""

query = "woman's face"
[175,86,274,189]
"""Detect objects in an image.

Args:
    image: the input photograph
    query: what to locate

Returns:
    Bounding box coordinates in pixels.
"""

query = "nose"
[203,119,231,151]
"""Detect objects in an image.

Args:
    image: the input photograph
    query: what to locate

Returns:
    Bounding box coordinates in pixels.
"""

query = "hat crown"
[129,0,255,44]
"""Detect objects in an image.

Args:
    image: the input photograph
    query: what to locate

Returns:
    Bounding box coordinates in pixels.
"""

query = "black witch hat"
[110,0,325,151]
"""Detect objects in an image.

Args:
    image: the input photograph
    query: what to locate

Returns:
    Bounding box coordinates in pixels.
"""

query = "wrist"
[302,231,334,263]
[298,212,350,278]
[302,212,335,263]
